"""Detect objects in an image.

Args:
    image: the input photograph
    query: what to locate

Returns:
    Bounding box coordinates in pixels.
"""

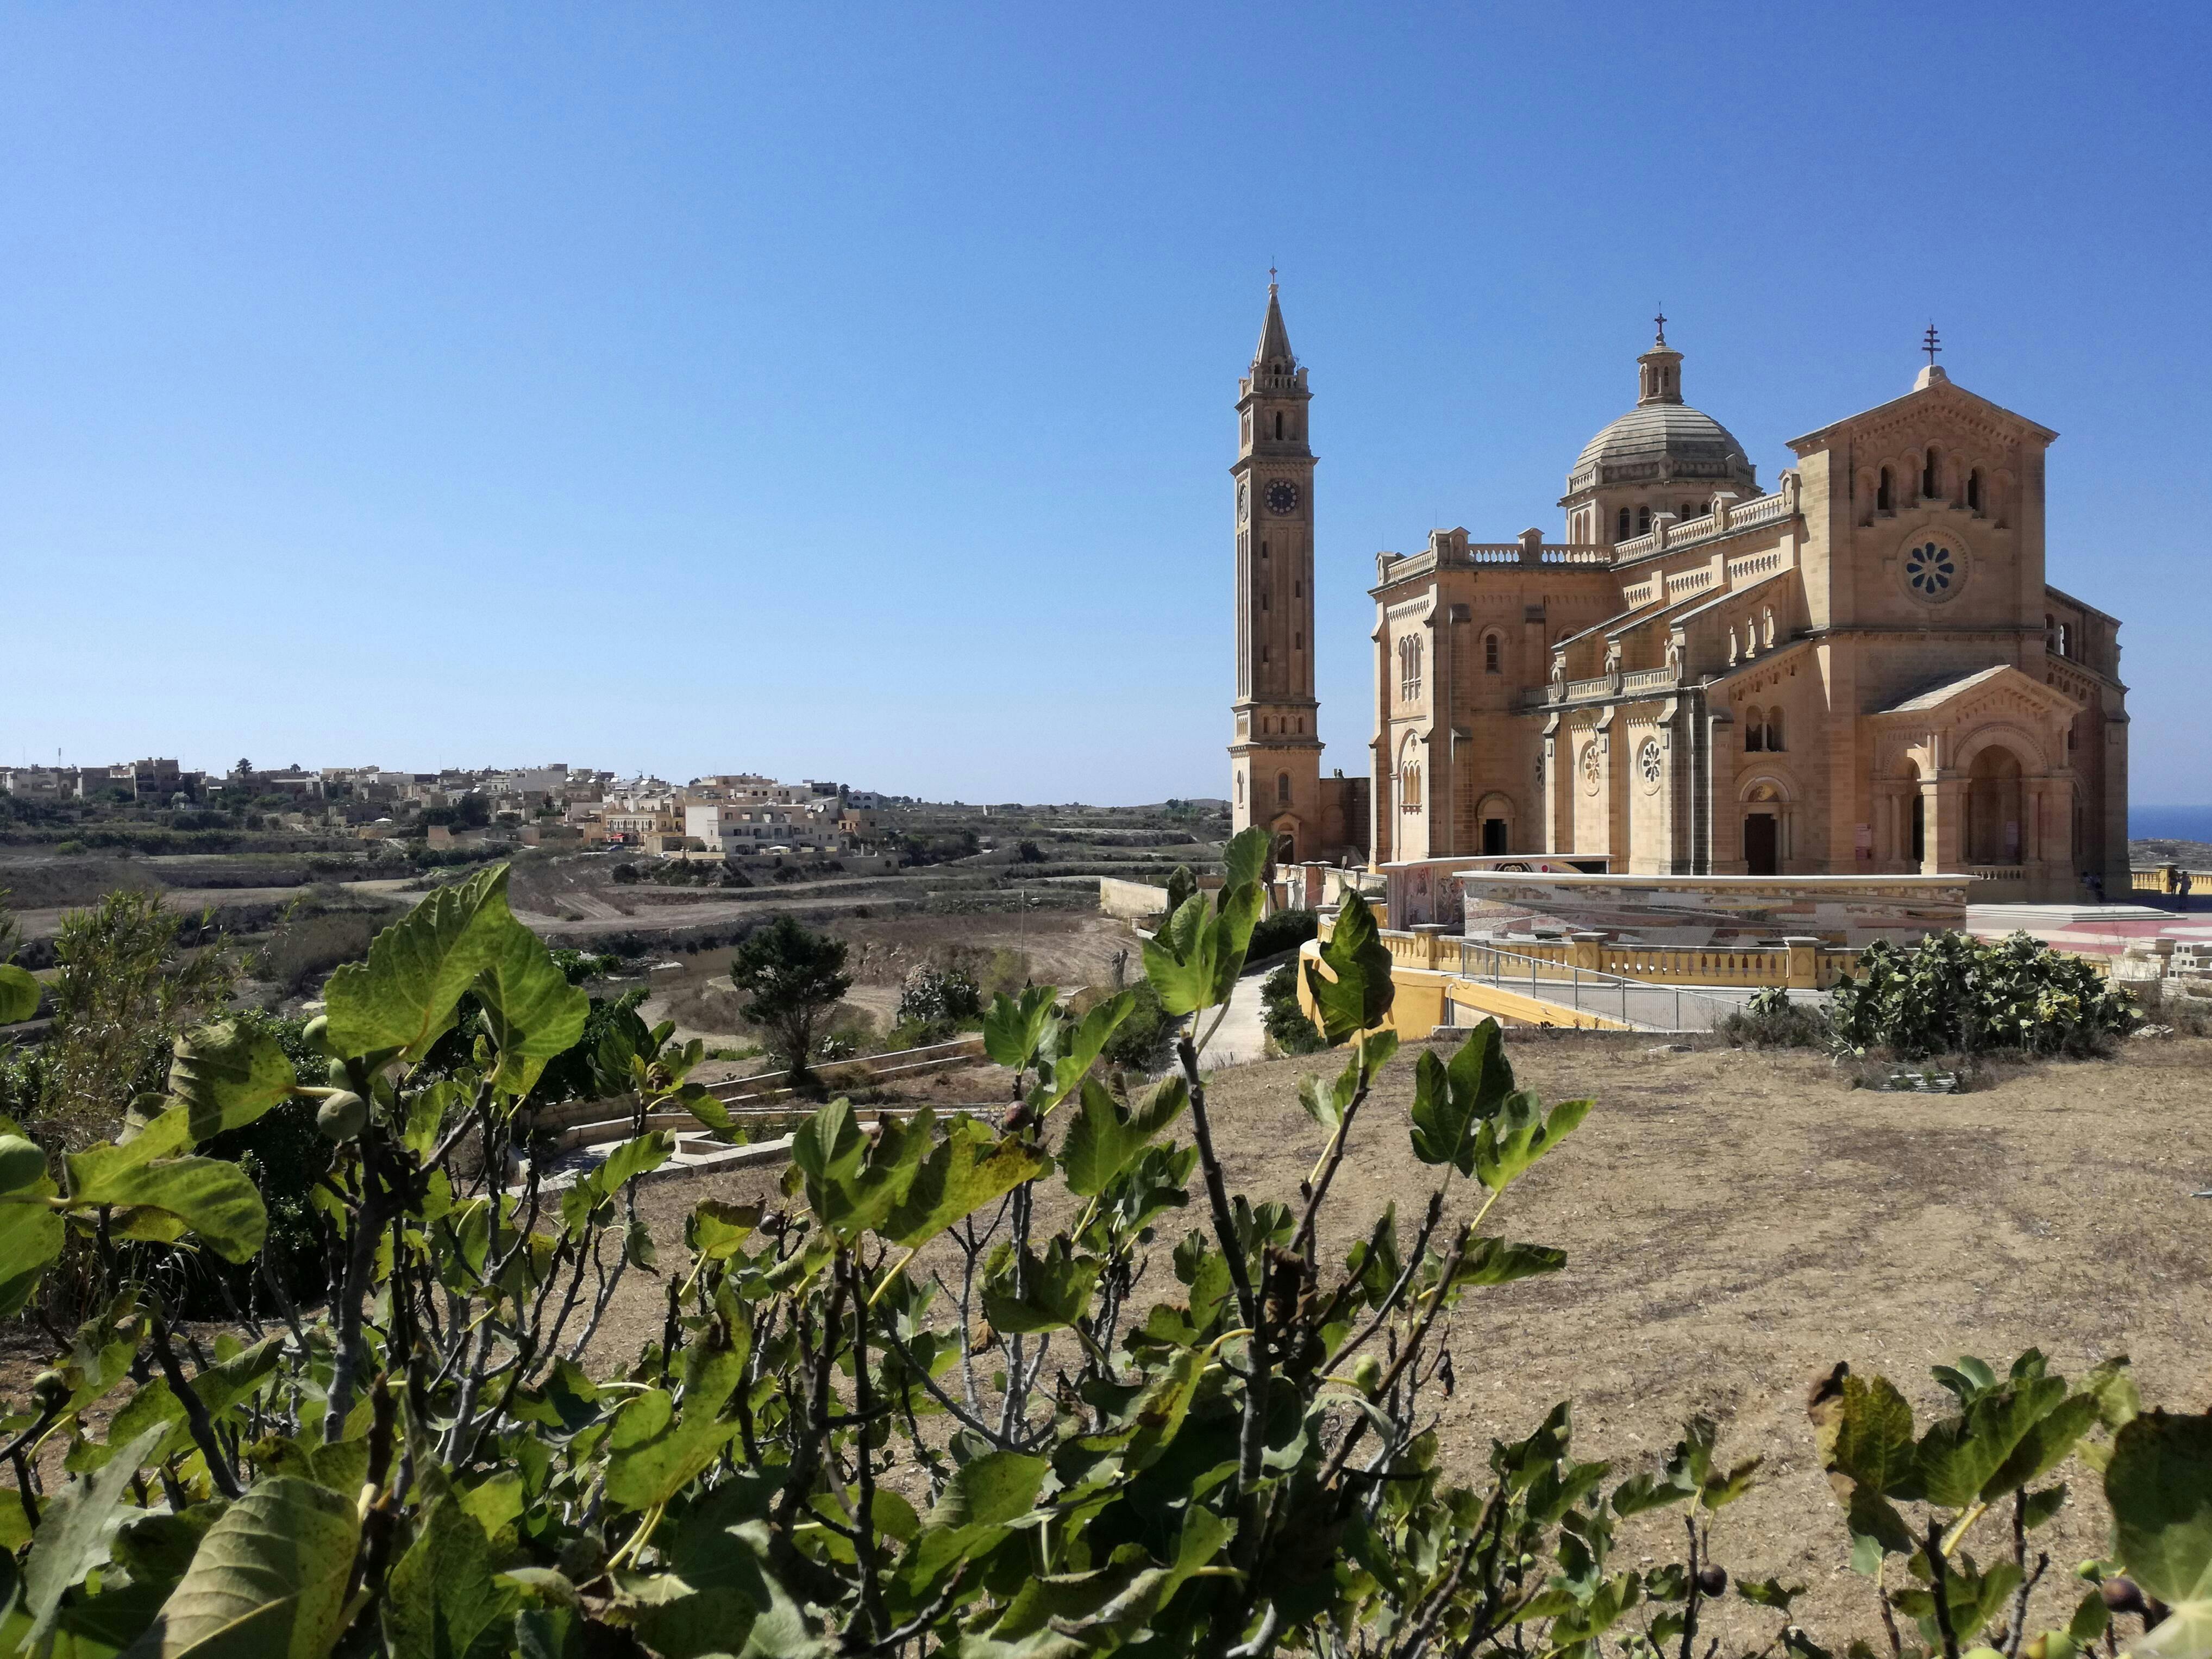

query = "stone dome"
[1564,332,1759,499]
[1567,404,1757,493]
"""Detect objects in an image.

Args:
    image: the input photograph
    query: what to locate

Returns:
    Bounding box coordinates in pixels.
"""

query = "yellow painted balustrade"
[1318,910,1858,992]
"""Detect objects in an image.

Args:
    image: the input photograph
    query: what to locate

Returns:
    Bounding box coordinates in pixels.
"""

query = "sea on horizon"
[2131,805,2212,843]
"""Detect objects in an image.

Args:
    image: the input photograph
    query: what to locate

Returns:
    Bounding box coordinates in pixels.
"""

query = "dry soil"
[582,1029,2212,1650]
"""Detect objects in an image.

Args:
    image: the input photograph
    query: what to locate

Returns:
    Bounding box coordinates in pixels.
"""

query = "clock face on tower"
[1265,480,1301,517]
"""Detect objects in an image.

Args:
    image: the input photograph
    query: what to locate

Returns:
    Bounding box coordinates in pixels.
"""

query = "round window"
[1579,743,1602,794]
[1639,738,1663,791]
[1902,539,1965,604]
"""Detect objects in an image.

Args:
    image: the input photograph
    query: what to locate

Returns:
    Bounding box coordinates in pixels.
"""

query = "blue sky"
[4,4,2207,807]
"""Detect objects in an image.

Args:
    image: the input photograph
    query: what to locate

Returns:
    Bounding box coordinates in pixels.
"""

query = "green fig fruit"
[302,1013,332,1055]
[317,1091,368,1143]
[0,1135,48,1192]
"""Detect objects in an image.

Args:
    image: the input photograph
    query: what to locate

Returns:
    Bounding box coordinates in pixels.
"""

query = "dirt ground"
[643,912,1138,1053]
[584,1029,2212,1650]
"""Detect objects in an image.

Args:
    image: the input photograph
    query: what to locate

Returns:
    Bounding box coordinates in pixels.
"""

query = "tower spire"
[1254,277,1295,374]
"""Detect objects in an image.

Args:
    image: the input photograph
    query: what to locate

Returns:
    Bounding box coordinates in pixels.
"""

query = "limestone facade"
[1357,325,2128,903]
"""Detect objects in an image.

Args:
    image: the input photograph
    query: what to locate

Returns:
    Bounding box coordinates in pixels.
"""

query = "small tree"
[39,889,233,1138]
[729,915,852,1076]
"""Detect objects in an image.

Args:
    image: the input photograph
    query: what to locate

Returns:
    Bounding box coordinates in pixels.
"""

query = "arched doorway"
[1476,792,1514,856]
[1742,781,1785,875]
[1966,747,2025,864]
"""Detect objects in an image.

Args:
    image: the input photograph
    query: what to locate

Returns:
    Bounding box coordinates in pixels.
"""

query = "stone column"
[1928,776,1966,873]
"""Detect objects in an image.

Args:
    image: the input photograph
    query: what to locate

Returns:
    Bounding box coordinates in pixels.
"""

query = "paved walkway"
[1199,963,1275,1068]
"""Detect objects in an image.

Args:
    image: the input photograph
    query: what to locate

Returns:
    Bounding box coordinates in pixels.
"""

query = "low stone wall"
[1455,872,1965,949]
[1096,873,1224,920]
[1098,876,1170,920]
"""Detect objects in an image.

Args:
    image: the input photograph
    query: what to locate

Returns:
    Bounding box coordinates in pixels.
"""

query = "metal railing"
[1450,941,1757,1032]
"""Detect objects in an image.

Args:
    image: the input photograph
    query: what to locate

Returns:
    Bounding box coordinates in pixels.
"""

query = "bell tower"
[1229,279,1323,860]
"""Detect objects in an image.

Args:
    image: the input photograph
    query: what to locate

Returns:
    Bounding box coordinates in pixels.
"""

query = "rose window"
[1639,738,1663,787]
[1904,541,1958,597]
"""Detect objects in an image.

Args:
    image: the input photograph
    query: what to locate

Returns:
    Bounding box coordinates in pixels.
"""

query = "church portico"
[1864,663,2085,899]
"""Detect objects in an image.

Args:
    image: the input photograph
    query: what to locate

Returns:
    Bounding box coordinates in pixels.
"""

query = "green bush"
[1261,959,1327,1054]
[1715,984,1832,1049]
[1830,929,2139,1059]
[1098,972,1169,1068]
[893,962,982,1042]
[1248,905,1319,960]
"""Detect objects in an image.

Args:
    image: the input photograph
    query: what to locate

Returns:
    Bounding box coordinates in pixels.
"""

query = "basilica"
[1228,289,2130,904]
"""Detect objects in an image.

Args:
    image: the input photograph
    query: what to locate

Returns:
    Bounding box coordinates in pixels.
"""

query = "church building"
[1231,287,2131,903]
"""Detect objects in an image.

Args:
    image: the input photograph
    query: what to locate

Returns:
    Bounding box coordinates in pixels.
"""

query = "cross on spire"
[1923,322,1942,367]
[1653,304,1667,345]
[1269,260,1278,295]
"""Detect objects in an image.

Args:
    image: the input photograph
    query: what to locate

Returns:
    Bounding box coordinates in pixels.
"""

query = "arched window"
[1616,506,1631,541]
[1236,772,1244,803]
[1292,578,1301,597]
[1274,411,1283,441]
[2045,613,2056,649]
[1967,468,1983,512]
[1276,771,1291,805]
[1259,540,1269,560]
[1745,708,1765,753]
[1877,467,1894,512]
[1294,631,1302,649]
[1398,637,1423,700]
[1483,632,1501,673]
[1765,708,1783,751]
[1921,447,1940,500]
[2058,623,2072,659]
[1637,504,1652,534]
[1261,589,1269,611]
[1680,502,1695,521]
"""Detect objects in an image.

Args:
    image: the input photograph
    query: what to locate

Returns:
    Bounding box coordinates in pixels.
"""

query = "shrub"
[2130,977,2212,1037]
[34,889,233,1139]
[255,906,385,993]
[893,962,982,1042]
[1830,929,2139,1059]
[1248,905,1319,961]
[1715,984,1832,1049]
[1098,972,1169,1068]
[1261,959,1327,1054]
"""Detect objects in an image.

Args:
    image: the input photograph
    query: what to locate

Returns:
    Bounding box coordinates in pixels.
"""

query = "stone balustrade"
[1319,911,1862,991]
